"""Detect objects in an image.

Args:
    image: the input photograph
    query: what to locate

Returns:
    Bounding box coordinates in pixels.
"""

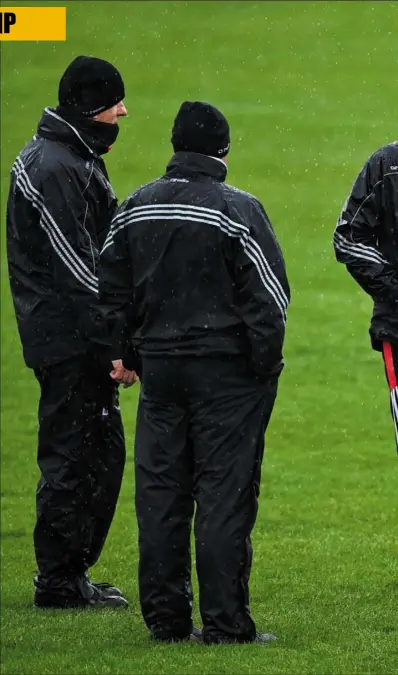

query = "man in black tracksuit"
[334,144,398,453]
[6,56,135,608]
[97,102,290,642]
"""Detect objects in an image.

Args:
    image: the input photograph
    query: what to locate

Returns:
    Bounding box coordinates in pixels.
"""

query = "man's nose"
[118,102,128,117]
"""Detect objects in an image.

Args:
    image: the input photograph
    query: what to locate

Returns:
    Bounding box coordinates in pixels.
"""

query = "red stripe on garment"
[383,342,397,391]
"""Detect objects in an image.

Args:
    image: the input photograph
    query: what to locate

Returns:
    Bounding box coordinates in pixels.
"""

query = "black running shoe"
[204,630,277,645]
[84,571,123,597]
[254,632,278,643]
[151,627,203,643]
[34,575,128,609]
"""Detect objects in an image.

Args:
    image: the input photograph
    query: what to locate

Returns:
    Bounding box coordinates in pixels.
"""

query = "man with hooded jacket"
[6,56,136,608]
[334,144,398,452]
[96,101,290,642]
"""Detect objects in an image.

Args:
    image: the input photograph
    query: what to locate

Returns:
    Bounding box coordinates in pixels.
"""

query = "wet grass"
[1,1,397,674]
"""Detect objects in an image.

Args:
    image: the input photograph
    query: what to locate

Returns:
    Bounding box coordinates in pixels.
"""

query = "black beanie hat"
[58,56,125,117]
[171,101,230,158]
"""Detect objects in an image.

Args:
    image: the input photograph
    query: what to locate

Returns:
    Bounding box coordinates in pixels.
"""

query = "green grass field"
[1,1,398,674]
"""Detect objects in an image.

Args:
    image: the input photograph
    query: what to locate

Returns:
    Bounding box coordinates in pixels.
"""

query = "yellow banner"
[0,7,66,41]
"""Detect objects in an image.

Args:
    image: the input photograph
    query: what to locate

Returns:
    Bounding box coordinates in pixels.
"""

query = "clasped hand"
[110,359,139,388]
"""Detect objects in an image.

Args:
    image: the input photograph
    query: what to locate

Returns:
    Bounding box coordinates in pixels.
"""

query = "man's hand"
[110,359,139,388]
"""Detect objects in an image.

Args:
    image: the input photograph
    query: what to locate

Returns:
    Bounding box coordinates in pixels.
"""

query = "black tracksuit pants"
[33,356,125,583]
[135,355,278,643]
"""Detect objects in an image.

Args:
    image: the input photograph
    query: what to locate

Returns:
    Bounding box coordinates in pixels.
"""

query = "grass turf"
[1,1,397,673]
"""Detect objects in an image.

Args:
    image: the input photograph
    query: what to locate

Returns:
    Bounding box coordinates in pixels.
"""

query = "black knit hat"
[58,56,125,117]
[171,101,230,158]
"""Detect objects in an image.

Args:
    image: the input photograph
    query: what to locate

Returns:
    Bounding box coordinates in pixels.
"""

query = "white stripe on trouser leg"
[389,387,398,449]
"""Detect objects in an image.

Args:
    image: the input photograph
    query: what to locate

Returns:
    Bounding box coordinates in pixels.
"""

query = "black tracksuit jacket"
[334,142,398,350]
[98,151,290,376]
[6,107,117,369]
[7,108,126,585]
[98,150,290,642]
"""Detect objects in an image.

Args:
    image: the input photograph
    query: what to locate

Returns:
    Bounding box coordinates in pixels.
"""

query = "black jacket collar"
[37,107,96,160]
[166,151,228,182]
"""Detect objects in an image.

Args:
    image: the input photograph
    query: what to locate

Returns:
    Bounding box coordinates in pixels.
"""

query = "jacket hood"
[166,151,228,183]
[37,107,118,158]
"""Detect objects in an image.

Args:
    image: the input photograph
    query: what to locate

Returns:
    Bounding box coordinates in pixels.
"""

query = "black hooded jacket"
[6,107,118,369]
[333,142,398,350]
[97,152,290,377]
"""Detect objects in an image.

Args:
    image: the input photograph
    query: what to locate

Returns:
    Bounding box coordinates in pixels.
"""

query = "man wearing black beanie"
[6,56,136,609]
[96,101,290,642]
